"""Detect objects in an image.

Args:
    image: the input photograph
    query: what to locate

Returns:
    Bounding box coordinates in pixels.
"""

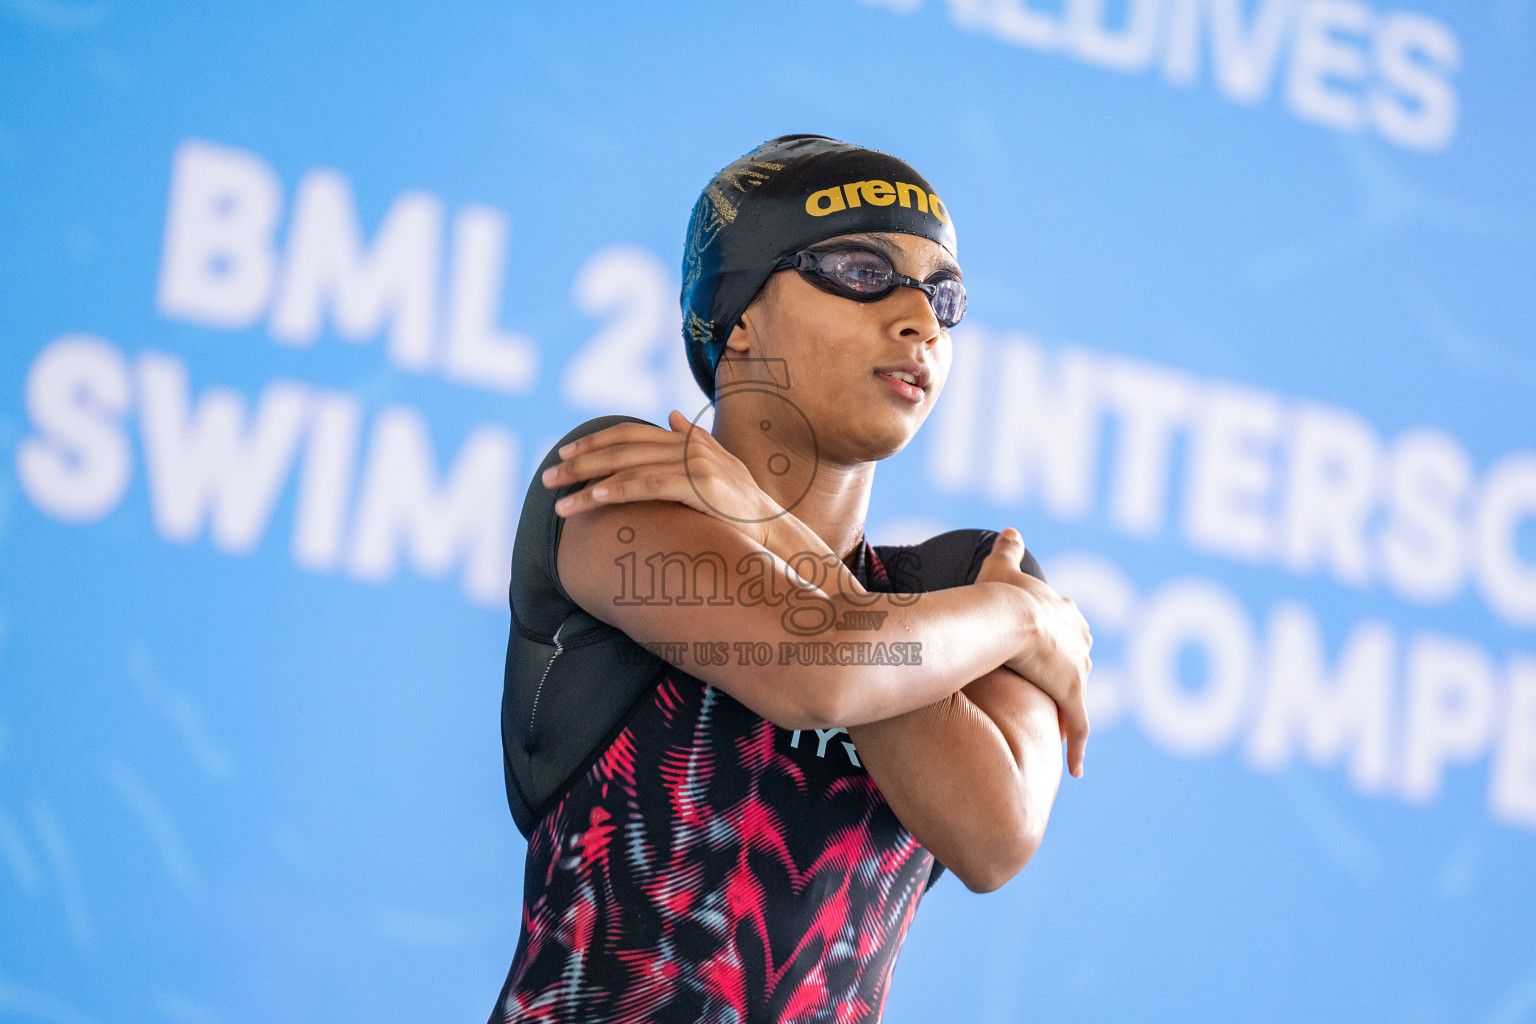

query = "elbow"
[755,666,866,736]
[956,866,1015,895]
[954,833,1043,894]
[951,799,1050,894]
[778,664,863,732]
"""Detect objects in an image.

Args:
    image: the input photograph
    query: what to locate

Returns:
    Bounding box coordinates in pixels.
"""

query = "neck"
[711,406,873,569]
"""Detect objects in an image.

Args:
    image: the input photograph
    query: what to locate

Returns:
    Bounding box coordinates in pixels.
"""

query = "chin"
[849,410,922,463]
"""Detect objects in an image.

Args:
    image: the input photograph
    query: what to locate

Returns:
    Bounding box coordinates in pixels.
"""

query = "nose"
[886,285,943,345]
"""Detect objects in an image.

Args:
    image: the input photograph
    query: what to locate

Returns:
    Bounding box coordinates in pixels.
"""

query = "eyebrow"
[826,232,963,279]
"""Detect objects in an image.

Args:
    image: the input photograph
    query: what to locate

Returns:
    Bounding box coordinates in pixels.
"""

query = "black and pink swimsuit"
[494,415,1038,1024]
[492,540,939,1024]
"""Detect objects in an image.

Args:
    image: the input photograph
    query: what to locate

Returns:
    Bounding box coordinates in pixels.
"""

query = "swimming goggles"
[772,245,967,328]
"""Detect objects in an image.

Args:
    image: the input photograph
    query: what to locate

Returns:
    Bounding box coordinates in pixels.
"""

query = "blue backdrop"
[3,2,1534,1021]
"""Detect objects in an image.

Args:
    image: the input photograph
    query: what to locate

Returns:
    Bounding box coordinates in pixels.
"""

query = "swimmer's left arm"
[847,666,1064,893]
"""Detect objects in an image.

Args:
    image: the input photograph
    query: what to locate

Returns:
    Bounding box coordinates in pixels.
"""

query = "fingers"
[555,411,714,461]
[543,440,681,489]
[1062,701,1090,778]
[667,408,701,434]
[548,411,725,491]
[549,410,769,523]
[977,527,1046,595]
[1054,623,1092,778]
[553,464,691,516]
[556,420,679,461]
[988,524,1094,777]
[555,458,744,518]
[982,526,1025,566]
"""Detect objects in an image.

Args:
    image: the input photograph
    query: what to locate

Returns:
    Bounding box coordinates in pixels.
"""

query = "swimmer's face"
[720,231,957,463]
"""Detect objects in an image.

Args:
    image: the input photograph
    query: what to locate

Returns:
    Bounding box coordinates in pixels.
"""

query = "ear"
[728,317,758,362]
[725,274,779,356]
[714,312,758,397]
[723,311,754,355]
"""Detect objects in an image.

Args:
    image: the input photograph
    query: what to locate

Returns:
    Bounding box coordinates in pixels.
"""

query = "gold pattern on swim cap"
[684,309,714,353]
[698,160,785,246]
[682,160,789,343]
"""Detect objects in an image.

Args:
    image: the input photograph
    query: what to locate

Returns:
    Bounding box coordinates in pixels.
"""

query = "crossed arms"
[547,416,1091,892]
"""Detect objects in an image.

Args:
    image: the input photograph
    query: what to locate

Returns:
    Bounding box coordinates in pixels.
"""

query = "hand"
[542,411,783,546]
[976,528,1093,778]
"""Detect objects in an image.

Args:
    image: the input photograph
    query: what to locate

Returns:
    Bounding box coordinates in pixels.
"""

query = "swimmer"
[491,134,1092,1024]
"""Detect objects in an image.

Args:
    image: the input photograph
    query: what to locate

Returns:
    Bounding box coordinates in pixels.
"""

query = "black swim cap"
[680,134,958,400]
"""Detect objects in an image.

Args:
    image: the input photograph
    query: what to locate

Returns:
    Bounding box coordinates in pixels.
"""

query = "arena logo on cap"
[805,180,950,223]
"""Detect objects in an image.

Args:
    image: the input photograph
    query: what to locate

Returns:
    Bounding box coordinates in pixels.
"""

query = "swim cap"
[680,134,958,400]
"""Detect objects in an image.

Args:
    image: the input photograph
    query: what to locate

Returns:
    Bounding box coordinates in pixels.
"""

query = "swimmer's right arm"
[556,496,1051,733]
[548,410,1091,769]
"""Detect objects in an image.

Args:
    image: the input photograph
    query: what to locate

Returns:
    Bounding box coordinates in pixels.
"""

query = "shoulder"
[874,528,1046,593]
[510,414,659,622]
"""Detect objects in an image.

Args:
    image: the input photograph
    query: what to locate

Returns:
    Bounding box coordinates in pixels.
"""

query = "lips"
[874,360,930,391]
[875,362,928,404]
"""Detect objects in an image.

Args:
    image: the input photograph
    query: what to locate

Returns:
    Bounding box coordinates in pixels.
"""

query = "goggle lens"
[789,246,967,328]
[817,249,898,295]
[927,277,967,327]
